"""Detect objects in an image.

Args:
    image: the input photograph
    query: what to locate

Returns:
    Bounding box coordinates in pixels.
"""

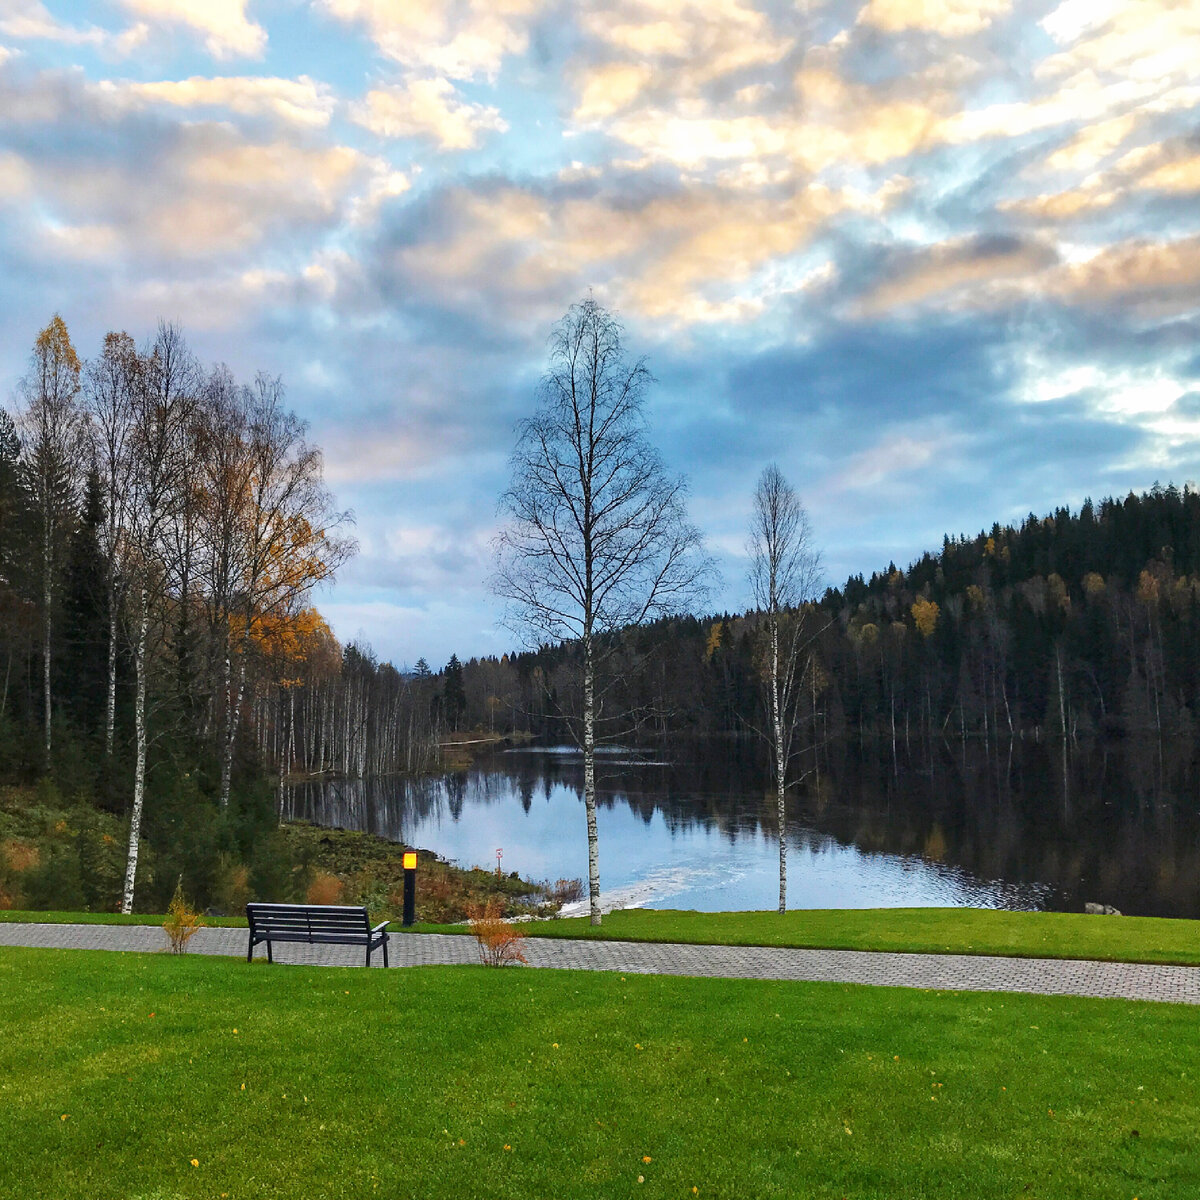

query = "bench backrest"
[246,903,371,937]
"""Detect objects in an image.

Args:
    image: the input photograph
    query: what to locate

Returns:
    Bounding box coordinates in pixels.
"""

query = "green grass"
[0,909,251,927]
[464,906,1200,966]
[1,946,1195,1199]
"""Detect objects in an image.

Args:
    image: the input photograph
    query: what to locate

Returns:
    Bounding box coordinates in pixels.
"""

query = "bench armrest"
[371,921,391,935]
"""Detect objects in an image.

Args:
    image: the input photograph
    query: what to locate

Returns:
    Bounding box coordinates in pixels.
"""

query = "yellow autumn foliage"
[911,597,939,638]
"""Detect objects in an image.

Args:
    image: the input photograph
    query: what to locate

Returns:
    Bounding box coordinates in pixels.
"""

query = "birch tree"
[19,316,86,760]
[494,297,711,925]
[121,323,199,913]
[213,373,354,809]
[748,464,823,913]
[84,332,138,756]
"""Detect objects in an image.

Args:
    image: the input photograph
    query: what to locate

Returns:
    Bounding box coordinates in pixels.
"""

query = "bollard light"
[402,851,417,926]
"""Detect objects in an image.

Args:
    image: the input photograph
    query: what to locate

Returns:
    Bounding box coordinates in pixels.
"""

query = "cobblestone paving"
[2,922,1198,1004]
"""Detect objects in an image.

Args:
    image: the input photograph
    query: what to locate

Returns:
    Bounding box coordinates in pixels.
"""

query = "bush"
[21,843,85,910]
[0,839,40,908]
[306,871,344,905]
[75,811,125,911]
[550,877,584,904]
[466,898,527,967]
[162,879,204,953]
[215,856,254,915]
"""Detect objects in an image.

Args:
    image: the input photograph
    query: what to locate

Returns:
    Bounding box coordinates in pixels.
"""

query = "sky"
[1,0,1198,669]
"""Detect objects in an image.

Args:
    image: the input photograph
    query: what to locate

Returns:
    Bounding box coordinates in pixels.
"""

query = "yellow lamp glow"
[402,852,417,870]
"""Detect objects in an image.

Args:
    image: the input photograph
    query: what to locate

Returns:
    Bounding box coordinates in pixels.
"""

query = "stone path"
[2,921,1199,1005]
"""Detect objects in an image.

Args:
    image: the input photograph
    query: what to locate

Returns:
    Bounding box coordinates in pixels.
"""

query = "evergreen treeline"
[443,485,1200,757]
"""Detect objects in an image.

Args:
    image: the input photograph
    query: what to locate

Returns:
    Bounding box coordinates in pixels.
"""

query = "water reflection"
[284,738,1200,917]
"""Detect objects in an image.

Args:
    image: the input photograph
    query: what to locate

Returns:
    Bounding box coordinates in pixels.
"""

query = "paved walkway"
[2,921,1198,1005]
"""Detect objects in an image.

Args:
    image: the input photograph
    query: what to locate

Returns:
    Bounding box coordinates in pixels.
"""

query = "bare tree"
[18,315,86,760]
[84,331,138,757]
[494,297,712,925]
[747,463,823,913]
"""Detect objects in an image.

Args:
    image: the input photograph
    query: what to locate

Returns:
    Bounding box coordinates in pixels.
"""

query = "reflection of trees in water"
[811,737,1200,918]
[287,737,1200,917]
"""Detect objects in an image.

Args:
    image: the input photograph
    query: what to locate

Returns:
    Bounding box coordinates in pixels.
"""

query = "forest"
[443,484,1200,761]
[3,315,1200,913]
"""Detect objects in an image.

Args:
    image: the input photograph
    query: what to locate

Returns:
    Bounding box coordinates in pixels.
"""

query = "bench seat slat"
[252,931,380,946]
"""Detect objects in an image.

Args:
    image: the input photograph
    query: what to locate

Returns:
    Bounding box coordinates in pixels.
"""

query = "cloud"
[352,77,507,149]
[854,234,1059,316]
[0,66,388,265]
[0,0,147,53]
[118,0,266,60]
[1043,113,1138,172]
[828,431,959,494]
[315,0,540,79]
[1038,0,1200,87]
[360,174,894,330]
[1001,135,1200,223]
[101,75,337,129]
[576,0,789,109]
[857,0,1012,37]
[1047,236,1200,314]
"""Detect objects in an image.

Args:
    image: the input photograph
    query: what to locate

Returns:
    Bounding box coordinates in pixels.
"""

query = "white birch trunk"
[583,635,601,926]
[771,614,787,913]
[219,650,246,809]
[42,544,52,759]
[105,599,117,756]
[121,588,148,913]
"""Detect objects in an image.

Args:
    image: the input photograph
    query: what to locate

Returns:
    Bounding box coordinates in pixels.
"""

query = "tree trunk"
[105,595,117,756]
[42,542,52,760]
[0,648,10,723]
[771,614,787,913]
[121,588,148,914]
[219,649,246,809]
[583,635,601,926]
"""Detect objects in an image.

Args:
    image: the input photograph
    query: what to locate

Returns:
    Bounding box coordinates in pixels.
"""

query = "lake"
[284,738,1200,917]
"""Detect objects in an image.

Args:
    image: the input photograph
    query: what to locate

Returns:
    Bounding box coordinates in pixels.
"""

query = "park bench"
[245,903,390,967]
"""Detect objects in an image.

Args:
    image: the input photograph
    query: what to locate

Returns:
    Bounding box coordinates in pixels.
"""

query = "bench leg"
[365,943,371,968]
[247,937,253,963]
[383,936,389,969]
[267,940,273,964]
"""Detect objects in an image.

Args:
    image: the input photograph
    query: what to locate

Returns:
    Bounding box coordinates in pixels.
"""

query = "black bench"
[245,903,390,967]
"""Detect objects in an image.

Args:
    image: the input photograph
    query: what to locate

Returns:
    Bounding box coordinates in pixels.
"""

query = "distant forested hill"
[454,485,1200,749]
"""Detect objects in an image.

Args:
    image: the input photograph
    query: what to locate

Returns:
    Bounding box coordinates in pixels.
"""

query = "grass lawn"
[0,909,251,927]
[2,946,1196,1199]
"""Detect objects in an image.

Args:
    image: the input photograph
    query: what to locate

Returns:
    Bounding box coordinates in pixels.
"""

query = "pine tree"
[442,654,466,731]
[60,466,109,737]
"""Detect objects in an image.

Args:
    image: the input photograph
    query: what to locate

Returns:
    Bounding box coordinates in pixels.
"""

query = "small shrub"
[306,871,344,906]
[22,844,84,910]
[2,840,40,874]
[162,880,204,954]
[425,872,453,904]
[347,873,390,923]
[215,857,253,914]
[550,877,584,905]
[466,898,527,967]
